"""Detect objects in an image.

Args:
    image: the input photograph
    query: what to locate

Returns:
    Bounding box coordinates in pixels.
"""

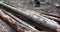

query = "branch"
[41,14,60,23]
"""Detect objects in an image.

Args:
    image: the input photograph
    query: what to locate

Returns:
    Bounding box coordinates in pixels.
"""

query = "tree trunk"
[0,10,40,32]
[0,2,60,31]
[0,18,15,32]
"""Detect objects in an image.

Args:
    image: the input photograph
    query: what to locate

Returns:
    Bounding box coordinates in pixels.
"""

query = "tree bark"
[41,14,60,23]
[0,2,60,31]
[0,18,15,32]
[2,9,53,32]
[2,9,41,32]
[0,10,41,32]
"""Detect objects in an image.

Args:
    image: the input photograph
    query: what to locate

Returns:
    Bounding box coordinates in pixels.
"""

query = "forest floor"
[2,0,60,18]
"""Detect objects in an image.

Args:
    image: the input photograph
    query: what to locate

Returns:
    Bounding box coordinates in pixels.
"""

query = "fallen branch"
[42,12,60,18]
[41,14,60,23]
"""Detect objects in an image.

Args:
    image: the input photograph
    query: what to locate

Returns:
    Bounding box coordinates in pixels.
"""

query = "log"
[2,9,41,32]
[42,12,60,18]
[0,2,60,31]
[0,18,15,32]
[2,9,53,32]
[41,14,60,23]
[0,10,41,32]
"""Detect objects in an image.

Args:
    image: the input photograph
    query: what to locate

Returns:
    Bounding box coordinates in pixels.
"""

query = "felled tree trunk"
[2,9,53,32]
[0,10,41,32]
[0,2,60,32]
[0,18,15,32]
[2,9,41,32]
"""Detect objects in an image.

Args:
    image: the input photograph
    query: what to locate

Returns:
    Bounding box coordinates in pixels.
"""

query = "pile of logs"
[0,9,41,32]
[0,2,60,32]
